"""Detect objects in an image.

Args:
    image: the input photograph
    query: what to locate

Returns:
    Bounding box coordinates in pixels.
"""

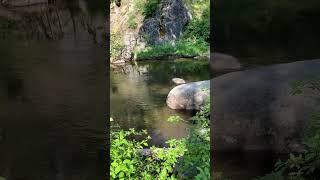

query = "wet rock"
[167,80,209,110]
[211,53,241,72]
[212,59,320,153]
[139,0,190,45]
[172,78,186,85]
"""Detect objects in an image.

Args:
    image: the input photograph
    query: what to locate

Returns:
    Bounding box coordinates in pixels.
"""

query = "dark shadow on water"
[213,0,320,179]
[0,1,106,179]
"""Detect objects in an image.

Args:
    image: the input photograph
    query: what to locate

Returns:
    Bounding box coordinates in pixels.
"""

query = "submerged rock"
[172,78,186,85]
[212,59,320,153]
[167,80,209,110]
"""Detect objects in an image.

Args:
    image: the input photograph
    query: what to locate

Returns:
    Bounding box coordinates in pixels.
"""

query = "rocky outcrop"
[167,80,209,110]
[139,0,191,45]
[212,59,320,153]
[211,53,241,72]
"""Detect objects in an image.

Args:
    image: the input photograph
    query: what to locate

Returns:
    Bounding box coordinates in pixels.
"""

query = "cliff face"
[0,0,105,43]
[139,0,191,45]
[110,0,191,62]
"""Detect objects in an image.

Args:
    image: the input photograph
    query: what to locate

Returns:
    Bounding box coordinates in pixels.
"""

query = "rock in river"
[172,78,186,85]
[212,59,320,153]
[167,80,209,110]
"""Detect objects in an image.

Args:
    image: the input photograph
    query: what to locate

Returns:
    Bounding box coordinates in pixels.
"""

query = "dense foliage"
[110,99,210,179]
[110,127,186,179]
[184,0,210,42]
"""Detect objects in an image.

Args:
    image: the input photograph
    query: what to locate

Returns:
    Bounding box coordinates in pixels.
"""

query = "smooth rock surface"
[211,52,241,71]
[172,78,186,85]
[212,59,320,153]
[167,80,209,110]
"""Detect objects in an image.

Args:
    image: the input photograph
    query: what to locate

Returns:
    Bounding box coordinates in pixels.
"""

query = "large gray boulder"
[139,0,191,45]
[167,80,209,110]
[212,59,320,153]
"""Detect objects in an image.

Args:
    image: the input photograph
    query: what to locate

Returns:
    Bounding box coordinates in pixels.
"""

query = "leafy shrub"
[110,32,124,61]
[110,128,186,179]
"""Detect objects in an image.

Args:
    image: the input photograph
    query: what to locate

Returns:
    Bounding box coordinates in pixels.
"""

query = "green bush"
[132,0,160,17]
[110,32,124,61]
[184,10,210,41]
[110,128,186,179]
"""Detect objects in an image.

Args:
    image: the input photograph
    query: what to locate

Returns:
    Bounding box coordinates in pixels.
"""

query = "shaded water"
[0,1,106,179]
[110,60,209,146]
[213,0,320,179]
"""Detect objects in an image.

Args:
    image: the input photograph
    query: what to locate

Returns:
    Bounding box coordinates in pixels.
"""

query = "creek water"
[110,60,210,147]
[0,1,106,179]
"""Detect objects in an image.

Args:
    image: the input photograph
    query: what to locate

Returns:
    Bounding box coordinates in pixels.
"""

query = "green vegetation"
[110,32,124,61]
[184,0,210,41]
[139,0,161,17]
[127,12,138,29]
[258,78,320,180]
[110,101,210,179]
[126,0,160,29]
[136,38,208,60]
[110,127,186,179]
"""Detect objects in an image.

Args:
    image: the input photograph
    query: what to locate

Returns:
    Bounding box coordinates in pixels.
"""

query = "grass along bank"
[135,38,209,60]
